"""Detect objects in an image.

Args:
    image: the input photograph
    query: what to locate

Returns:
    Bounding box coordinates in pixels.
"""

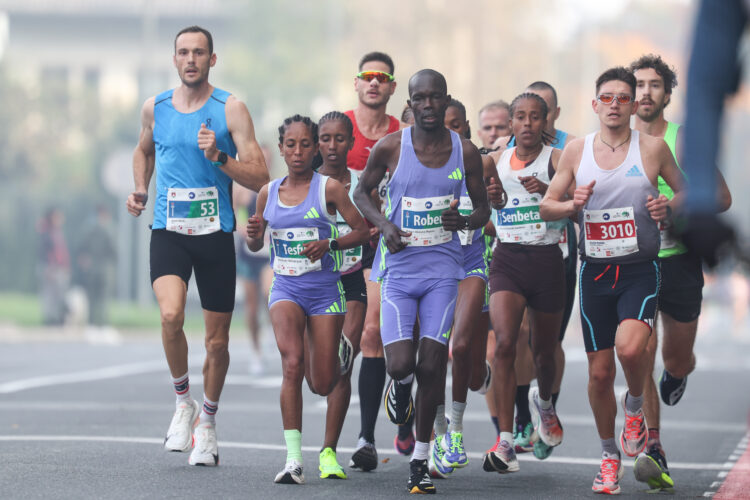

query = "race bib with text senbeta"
[166,187,220,235]
[270,227,321,276]
[495,194,546,243]
[337,223,362,272]
[584,207,638,258]
[458,195,475,246]
[401,195,453,247]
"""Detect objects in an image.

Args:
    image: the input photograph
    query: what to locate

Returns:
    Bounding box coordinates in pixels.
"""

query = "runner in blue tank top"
[540,67,685,496]
[354,69,490,494]
[125,26,269,468]
[245,115,368,485]
[427,98,495,478]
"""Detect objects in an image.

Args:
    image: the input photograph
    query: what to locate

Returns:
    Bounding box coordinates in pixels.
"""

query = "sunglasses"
[597,93,633,105]
[357,71,394,83]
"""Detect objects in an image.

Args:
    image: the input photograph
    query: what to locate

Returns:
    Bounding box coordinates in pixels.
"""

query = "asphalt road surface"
[1,324,748,499]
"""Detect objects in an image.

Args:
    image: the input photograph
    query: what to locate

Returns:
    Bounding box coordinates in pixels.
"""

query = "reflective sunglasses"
[356,71,394,83]
[597,93,633,105]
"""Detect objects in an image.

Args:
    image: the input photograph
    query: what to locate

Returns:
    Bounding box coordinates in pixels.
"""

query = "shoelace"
[599,458,620,483]
[195,427,216,452]
[623,411,645,441]
[540,406,560,429]
[450,434,463,453]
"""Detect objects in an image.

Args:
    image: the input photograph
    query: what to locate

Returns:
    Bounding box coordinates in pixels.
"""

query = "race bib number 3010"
[584,207,638,258]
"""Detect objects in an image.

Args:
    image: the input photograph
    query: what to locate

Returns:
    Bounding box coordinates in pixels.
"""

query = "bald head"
[408,69,447,97]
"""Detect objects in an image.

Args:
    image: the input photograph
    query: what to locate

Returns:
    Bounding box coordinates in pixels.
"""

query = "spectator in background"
[38,207,70,325]
[77,204,117,327]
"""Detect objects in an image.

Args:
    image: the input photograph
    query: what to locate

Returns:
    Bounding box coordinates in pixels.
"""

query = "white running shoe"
[275,459,305,484]
[189,422,219,466]
[529,386,563,447]
[164,399,199,452]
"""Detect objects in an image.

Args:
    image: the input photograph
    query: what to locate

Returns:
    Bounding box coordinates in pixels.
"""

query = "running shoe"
[592,454,623,495]
[619,391,647,457]
[532,438,554,460]
[529,386,564,447]
[513,420,534,453]
[188,422,219,466]
[442,431,469,468]
[476,360,492,395]
[658,369,687,406]
[407,459,436,494]
[339,333,353,375]
[633,445,674,491]
[482,436,519,473]
[349,438,378,472]
[395,428,416,456]
[274,459,305,484]
[319,447,347,479]
[164,398,200,452]
[428,435,454,479]
[384,378,414,425]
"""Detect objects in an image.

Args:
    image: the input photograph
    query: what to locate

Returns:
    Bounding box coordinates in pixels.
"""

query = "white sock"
[539,395,553,410]
[411,440,430,461]
[199,394,218,424]
[500,431,514,445]
[449,401,467,432]
[434,405,448,435]
[171,371,191,403]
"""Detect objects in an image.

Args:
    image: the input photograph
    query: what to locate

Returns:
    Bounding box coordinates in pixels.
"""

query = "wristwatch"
[329,238,340,251]
[211,151,228,167]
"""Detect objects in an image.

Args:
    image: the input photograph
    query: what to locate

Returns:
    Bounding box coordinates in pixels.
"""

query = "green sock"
[284,429,302,462]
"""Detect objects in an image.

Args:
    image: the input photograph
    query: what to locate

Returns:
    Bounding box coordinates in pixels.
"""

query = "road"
[0,324,748,499]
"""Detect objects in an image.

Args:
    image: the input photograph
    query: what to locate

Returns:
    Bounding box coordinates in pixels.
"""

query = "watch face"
[218,152,228,164]
[330,239,339,251]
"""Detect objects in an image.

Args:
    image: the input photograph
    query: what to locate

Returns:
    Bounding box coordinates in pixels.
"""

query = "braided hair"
[278,114,318,145]
[508,92,554,146]
[318,111,354,138]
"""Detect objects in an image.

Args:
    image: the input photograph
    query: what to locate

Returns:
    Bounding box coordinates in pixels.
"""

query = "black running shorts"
[658,252,703,323]
[150,229,236,312]
[579,259,660,352]
[341,268,368,305]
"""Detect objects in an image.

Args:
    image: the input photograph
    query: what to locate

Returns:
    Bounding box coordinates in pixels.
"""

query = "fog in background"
[0,0,747,325]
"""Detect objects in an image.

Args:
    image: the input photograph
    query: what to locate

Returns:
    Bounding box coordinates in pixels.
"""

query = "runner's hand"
[573,180,595,211]
[369,226,380,238]
[246,215,262,240]
[441,199,464,232]
[301,239,330,262]
[519,175,547,195]
[126,191,148,217]
[487,177,505,208]
[198,123,218,161]
[382,221,410,254]
[646,194,670,222]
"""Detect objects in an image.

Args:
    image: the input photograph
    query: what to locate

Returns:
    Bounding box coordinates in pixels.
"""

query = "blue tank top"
[152,87,238,233]
[263,172,342,283]
[371,128,465,280]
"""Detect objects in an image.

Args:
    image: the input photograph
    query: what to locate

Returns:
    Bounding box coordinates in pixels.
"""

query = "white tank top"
[575,130,660,263]
[495,145,565,246]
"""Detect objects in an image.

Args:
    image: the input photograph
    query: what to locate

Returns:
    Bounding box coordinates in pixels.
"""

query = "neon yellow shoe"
[319,447,347,479]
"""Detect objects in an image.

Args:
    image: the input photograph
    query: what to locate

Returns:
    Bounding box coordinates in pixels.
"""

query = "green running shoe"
[319,447,347,479]
[513,421,534,453]
[634,445,674,491]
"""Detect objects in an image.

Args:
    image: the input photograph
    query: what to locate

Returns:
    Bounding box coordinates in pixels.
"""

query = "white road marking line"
[0,434,735,470]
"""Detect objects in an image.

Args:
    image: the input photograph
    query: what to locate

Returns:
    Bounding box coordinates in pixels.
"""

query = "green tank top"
[657,121,688,258]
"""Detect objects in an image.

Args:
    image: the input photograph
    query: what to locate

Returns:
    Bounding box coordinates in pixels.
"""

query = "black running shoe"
[385,378,414,425]
[349,440,378,472]
[407,459,436,494]
[634,445,674,490]
[659,369,687,406]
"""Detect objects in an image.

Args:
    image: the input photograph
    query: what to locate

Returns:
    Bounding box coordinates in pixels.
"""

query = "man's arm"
[354,135,410,253]
[200,96,270,192]
[126,97,156,217]
[540,139,588,221]
[650,139,684,221]
[459,140,490,230]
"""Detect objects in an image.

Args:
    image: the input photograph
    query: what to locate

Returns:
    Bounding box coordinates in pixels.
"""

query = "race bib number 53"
[584,207,638,258]
[166,187,220,235]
